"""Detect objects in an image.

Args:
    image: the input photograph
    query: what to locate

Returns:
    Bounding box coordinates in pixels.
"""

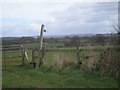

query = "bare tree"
[113,25,120,45]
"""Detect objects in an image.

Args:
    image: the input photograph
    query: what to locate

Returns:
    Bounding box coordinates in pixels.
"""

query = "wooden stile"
[36,24,46,69]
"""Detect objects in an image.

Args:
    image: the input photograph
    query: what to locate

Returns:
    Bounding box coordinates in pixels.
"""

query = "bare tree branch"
[112,25,119,32]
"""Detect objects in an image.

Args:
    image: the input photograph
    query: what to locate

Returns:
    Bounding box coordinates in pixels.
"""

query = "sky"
[0,2,118,37]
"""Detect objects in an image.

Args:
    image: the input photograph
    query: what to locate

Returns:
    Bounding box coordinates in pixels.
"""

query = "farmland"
[2,40,119,88]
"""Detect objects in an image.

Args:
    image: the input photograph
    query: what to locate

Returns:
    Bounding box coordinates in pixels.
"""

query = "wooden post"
[42,43,46,64]
[32,49,35,62]
[39,24,44,50]
[36,24,46,69]
[23,50,25,65]
[76,46,82,67]
[3,51,6,71]
[21,45,25,66]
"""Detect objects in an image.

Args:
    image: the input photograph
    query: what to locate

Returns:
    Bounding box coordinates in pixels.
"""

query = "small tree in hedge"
[70,36,80,46]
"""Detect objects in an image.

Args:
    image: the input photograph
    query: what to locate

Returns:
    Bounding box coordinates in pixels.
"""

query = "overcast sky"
[0,2,118,37]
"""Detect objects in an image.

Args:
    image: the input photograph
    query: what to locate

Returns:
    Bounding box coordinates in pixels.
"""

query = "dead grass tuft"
[52,52,77,70]
[81,49,99,69]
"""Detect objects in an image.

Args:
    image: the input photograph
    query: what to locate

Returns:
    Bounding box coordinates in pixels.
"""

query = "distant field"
[12,42,120,50]
[16,42,110,51]
[20,42,64,48]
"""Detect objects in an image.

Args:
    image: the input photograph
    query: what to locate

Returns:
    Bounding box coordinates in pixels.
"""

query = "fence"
[1,45,108,71]
[2,45,23,71]
[22,46,106,69]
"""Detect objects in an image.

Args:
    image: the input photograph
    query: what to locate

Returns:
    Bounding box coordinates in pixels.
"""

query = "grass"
[20,42,64,48]
[2,65,119,88]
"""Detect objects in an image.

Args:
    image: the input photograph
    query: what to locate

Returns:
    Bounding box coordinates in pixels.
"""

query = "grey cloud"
[2,2,118,37]
[94,2,117,12]
[49,2,117,34]
[53,2,117,23]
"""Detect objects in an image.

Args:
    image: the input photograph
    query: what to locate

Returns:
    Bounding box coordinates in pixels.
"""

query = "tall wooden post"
[32,49,35,62]
[39,24,44,51]
[36,24,46,69]
[76,46,82,67]
[3,51,6,71]
[21,45,25,66]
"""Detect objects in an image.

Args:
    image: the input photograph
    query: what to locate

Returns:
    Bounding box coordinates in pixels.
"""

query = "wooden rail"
[27,48,104,52]
[46,49,76,52]
[2,48,21,51]
[2,60,22,63]
[2,45,23,71]
[3,56,22,59]
[45,49,104,52]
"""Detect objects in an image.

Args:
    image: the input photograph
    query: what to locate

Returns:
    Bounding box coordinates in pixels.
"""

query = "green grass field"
[21,42,64,48]
[2,43,119,88]
[17,42,111,49]
[2,65,118,88]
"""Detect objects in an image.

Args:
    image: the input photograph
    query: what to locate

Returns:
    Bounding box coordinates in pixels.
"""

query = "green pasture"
[2,65,118,88]
[20,42,64,48]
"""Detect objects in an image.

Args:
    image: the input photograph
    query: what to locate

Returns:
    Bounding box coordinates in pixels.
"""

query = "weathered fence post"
[3,51,6,71]
[76,46,82,67]
[42,43,46,64]
[21,45,25,66]
[32,49,35,62]
[36,24,46,69]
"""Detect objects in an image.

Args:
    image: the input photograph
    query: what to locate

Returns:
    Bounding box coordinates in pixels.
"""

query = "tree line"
[2,34,118,47]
